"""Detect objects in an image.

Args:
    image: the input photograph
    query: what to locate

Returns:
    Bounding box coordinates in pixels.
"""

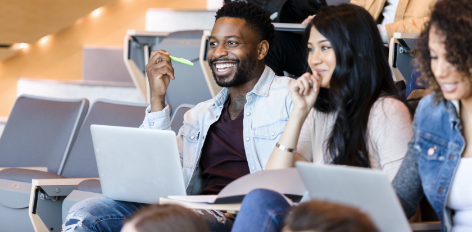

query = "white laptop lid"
[90,125,186,204]
[296,162,412,232]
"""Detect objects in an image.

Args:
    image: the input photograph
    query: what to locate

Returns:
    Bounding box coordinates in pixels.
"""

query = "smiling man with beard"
[62,2,296,232]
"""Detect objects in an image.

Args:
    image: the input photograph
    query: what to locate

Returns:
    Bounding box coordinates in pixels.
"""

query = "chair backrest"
[157,30,212,115]
[60,99,148,178]
[387,33,419,82]
[0,95,88,174]
[170,104,194,134]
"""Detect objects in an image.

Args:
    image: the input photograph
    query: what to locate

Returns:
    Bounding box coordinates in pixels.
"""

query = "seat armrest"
[29,178,98,232]
[410,222,442,231]
[393,32,420,39]
[0,167,48,172]
[32,178,97,186]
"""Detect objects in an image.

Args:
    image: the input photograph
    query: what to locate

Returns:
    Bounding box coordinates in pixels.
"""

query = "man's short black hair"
[215,1,275,48]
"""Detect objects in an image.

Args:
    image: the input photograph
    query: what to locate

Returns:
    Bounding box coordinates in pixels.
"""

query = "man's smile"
[212,61,237,76]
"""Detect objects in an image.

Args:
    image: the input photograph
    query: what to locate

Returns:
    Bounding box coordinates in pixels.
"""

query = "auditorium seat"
[0,95,89,232]
[28,99,148,231]
[125,30,214,115]
[170,104,195,134]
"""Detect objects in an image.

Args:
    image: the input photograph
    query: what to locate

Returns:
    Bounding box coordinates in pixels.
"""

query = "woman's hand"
[290,72,320,116]
[302,15,316,25]
[266,73,319,170]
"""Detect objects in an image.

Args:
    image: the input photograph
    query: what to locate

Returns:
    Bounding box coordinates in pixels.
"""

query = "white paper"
[167,195,218,203]
[217,168,306,198]
[167,169,306,204]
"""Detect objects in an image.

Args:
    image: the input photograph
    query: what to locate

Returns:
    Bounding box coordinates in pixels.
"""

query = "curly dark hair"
[215,1,275,48]
[417,0,472,102]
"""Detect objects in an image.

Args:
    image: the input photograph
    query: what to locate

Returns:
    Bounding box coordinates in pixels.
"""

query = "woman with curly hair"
[231,3,412,232]
[392,0,472,231]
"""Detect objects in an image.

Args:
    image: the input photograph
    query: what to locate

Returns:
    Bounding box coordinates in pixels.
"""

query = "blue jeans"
[231,189,292,232]
[62,198,234,232]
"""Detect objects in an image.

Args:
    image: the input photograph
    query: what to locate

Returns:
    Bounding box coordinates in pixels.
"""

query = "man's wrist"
[150,94,166,112]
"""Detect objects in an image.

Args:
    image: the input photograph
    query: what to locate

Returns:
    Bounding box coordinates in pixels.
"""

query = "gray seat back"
[156,30,212,115]
[170,104,194,134]
[0,95,88,174]
[60,99,148,178]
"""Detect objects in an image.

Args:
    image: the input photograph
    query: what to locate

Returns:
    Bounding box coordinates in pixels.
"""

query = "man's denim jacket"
[140,67,294,195]
[393,93,463,232]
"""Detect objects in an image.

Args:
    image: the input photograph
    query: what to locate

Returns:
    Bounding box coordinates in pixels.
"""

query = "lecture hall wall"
[0,0,206,117]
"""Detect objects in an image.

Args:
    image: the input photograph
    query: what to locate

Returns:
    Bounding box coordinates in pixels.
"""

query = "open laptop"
[90,124,186,204]
[296,162,412,232]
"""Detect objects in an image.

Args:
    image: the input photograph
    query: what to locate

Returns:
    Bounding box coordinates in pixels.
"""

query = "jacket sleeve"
[139,104,172,130]
[385,17,429,42]
[392,117,424,219]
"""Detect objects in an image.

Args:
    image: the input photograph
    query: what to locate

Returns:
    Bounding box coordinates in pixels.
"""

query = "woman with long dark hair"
[231,4,412,232]
[265,3,412,176]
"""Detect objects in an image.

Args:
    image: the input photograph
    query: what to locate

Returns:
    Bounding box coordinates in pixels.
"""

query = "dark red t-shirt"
[199,99,250,195]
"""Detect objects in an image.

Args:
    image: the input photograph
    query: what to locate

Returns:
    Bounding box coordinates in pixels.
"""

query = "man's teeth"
[216,63,235,69]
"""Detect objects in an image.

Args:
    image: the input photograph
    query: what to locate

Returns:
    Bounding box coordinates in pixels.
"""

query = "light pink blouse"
[297,97,413,181]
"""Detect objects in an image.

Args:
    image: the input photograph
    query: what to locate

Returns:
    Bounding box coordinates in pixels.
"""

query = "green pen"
[169,55,194,66]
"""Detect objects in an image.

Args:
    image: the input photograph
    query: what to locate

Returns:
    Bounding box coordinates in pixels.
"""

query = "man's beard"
[209,53,257,87]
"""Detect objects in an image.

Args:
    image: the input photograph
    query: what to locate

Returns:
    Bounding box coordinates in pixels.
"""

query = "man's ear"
[257,40,269,60]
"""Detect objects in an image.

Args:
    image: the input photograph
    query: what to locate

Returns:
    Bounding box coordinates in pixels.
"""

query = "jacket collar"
[213,66,275,107]
[451,100,460,114]
[444,100,460,130]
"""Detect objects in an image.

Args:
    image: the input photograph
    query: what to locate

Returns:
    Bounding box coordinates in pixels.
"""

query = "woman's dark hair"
[285,200,379,232]
[216,1,275,48]
[306,4,407,167]
[416,0,472,102]
[125,204,209,232]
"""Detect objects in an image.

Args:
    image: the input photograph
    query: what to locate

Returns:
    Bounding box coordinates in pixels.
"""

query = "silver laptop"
[90,125,186,204]
[296,162,412,232]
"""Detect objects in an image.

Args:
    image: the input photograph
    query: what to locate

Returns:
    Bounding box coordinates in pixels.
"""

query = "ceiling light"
[11,43,30,50]
[19,43,29,49]
[39,35,51,45]
[91,8,103,18]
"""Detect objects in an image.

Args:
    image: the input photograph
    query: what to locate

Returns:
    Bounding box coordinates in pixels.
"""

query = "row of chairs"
[0,95,193,231]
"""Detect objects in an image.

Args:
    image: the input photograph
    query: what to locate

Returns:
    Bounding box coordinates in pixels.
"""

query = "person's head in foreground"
[283,201,379,232]
[303,4,404,167]
[121,204,209,232]
[209,1,275,87]
[417,0,472,103]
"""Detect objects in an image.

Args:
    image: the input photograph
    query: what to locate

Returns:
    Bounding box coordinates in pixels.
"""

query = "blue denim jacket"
[393,93,463,232]
[140,67,294,195]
